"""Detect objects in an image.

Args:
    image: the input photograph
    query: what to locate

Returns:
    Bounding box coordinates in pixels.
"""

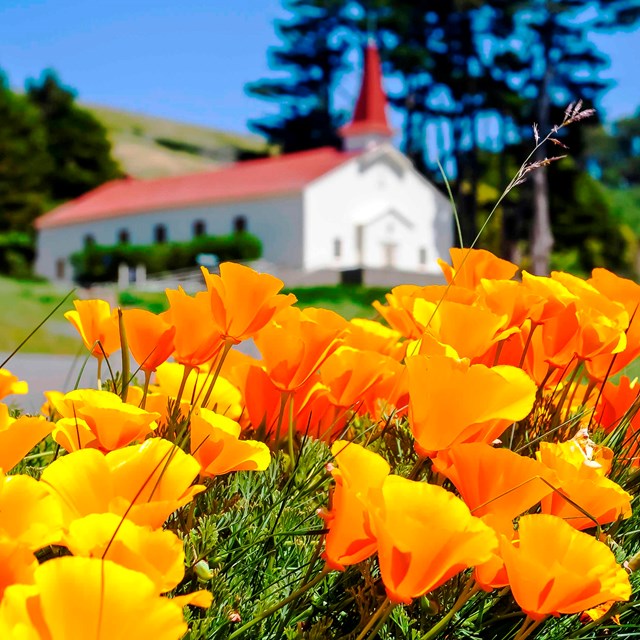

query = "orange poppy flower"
[432,443,554,530]
[0,470,64,550]
[0,538,37,600]
[597,376,640,434]
[371,475,497,604]
[406,355,536,456]
[321,440,390,571]
[190,408,271,477]
[201,262,296,344]
[164,288,222,367]
[241,365,337,441]
[597,376,640,466]
[412,298,516,361]
[343,318,406,360]
[0,404,53,473]
[500,514,630,620]
[0,557,193,639]
[122,309,175,373]
[536,441,632,530]
[49,389,160,453]
[63,513,185,593]
[0,369,28,401]
[478,279,546,330]
[372,284,477,340]
[64,299,120,359]
[153,361,243,419]
[319,347,400,414]
[438,247,518,290]
[588,268,640,379]
[254,306,344,392]
[41,438,205,529]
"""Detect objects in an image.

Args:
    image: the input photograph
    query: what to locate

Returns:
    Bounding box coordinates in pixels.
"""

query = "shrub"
[70,231,262,284]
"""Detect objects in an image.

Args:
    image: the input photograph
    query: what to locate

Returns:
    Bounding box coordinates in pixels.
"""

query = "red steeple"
[341,41,393,142]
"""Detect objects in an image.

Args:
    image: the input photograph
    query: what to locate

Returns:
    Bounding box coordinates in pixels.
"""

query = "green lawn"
[0,277,80,355]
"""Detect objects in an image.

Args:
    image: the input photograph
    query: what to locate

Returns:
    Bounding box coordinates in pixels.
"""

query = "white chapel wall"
[303,148,453,274]
[36,193,305,281]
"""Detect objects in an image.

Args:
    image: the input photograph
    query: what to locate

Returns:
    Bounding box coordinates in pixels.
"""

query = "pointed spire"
[341,40,393,150]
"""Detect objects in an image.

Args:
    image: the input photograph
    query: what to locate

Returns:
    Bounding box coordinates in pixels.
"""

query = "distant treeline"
[0,70,121,275]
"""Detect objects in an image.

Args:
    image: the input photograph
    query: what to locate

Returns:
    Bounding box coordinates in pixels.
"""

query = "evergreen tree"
[246,0,352,152]
[27,71,121,202]
[509,0,639,274]
[0,72,50,232]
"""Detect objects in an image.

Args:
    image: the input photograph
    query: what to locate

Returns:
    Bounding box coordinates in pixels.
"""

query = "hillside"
[84,104,268,179]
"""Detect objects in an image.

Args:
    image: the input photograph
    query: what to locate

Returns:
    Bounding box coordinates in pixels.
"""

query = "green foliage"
[0,74,51,233]
[586,109,640,188]
[549,159,635,275]
[27,70,122,202]
[70,232,263,283]
[0,232,36,278]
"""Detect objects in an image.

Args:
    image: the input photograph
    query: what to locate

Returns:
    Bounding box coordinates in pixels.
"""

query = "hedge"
[70,232,262,284]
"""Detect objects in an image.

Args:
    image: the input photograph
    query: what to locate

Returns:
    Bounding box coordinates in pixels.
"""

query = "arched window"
[193,220,206,238]
[154,224,168,244]
[118,229,130,244]
[83,234,95,248]
[233,215,247,233]
[333,238,342,258]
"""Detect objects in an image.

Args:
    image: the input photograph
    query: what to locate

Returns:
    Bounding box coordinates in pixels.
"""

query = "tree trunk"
[530,10,554,275]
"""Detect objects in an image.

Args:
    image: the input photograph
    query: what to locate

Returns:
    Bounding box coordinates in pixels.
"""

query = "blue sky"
[0,0,638,134]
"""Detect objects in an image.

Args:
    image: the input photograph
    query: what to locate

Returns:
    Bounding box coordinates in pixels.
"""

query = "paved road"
[1,339,260,413]
[1,351,97,413]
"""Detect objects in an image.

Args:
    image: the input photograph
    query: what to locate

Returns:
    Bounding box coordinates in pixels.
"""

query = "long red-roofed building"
[35,43,453,284]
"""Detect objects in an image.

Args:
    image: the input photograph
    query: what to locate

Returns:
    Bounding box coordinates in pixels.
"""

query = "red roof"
[36,146,356,229]
[340,42,393,139]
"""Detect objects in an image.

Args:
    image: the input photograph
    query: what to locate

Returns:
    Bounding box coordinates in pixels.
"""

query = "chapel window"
[154,224,168,244]
[193,220,206,238]
[233,215,247,233]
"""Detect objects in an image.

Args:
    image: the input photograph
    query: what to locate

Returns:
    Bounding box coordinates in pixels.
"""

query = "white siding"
[303,146,453,274]
[35,194,305,281]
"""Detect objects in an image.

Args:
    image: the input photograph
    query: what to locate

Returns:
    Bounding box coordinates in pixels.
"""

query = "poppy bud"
[194,560,214,581]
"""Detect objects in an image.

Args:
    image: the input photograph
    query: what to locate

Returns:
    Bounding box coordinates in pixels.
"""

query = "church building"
[35,44,453,285]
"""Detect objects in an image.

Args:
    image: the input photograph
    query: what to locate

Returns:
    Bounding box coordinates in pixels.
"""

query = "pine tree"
[511,0,639,274]
[246,0,352,152]
[27,71,121,202]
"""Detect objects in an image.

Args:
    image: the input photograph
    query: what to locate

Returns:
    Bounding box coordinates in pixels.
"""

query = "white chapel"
[35,43,453,286]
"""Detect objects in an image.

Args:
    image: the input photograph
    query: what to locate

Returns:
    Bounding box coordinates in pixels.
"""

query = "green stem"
[518,322,538,369]
[140,370,151,409]
[274,392,290,448]
[355,598,394,640]
[420,577,479,640]
[514,615,545,640]
[287,388,296,464]
[118,308,130,401]
[201,339,233,408]
[228,566,330,639]
[97,357,103,391]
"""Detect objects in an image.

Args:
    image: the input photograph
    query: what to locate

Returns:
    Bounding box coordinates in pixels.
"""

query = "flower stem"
[97,356,103,391]
[514,615,546,640]
[287,389,295,463]
[228,566,330,639]
[140,370,151,409]
[201,339,233,408]
[420,577,480,640]
[355,598,395,640]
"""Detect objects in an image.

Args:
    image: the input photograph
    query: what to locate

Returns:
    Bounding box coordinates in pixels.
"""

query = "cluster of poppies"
[0,249,638,637]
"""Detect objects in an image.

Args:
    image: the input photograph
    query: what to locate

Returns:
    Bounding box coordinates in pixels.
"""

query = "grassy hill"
[85,104,268,179]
